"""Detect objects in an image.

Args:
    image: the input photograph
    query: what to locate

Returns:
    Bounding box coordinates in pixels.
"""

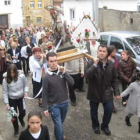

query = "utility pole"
[92,0,99,26]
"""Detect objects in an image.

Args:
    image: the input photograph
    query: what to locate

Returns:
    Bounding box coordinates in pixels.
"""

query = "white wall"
[99,0,137,11]
[0,0,23,28]
[63,0,93,27]
[63,0,137,28]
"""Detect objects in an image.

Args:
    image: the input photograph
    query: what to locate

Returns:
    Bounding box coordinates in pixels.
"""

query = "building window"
[70,9,75,20]
[30,1,34,8]
[38,1,42,8]
[36,17,41,23]
[4,0,11,5]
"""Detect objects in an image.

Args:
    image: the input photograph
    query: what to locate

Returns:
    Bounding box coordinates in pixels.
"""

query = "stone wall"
[99,8,140,32]
[22,0,52,27]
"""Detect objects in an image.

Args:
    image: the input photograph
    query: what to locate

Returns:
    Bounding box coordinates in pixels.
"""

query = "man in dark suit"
[7,42,21,69]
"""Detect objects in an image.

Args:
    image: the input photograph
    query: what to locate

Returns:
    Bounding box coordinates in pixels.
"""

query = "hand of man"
[24,94,28,99]
[94,58,99,65]
[81,73,84,77]
[44,110,49,117]
[59,66,65,73]
[114,95,121,100]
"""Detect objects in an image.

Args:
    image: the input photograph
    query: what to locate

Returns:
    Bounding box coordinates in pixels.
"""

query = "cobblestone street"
[0,76,140,140]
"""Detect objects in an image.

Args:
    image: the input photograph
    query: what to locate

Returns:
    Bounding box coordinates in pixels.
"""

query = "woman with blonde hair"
[0,46,12,84]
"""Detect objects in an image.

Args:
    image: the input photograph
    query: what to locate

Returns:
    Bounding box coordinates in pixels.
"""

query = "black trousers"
[9,97,26,131]
[90,101,113,129]
[122,82,130,102]
[21,57,29,74]
[68,74,81,102]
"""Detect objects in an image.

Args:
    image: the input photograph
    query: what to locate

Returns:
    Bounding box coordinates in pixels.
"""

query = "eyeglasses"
[0,49,5,51]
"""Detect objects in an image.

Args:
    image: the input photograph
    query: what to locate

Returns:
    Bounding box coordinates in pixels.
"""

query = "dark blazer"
[7,48,21,61]
[85,59,120,103]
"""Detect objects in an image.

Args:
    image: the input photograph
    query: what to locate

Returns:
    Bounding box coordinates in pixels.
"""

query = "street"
[0,75,140,140]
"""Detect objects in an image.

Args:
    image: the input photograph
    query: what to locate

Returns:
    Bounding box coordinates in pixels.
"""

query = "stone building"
[22,0,52,27]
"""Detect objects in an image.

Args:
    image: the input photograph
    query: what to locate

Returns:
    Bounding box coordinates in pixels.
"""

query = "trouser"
[68,74,81,102]
[14,62,22,70]
[90,101,113,129]
[126,113,140,122]
[21,57,29,74]
[49,101,68,140]
[9,97,26,131]
[78,76,84,90]
[122,82,130,102]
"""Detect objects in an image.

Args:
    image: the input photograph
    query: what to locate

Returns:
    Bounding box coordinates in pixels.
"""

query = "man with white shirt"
[21,37,33,76]
[86,39,100,58]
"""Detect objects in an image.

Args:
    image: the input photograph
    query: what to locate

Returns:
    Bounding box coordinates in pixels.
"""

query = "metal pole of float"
[92,0,99,26]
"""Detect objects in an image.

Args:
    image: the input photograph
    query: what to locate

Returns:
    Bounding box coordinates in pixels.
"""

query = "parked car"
[99,31,140,71]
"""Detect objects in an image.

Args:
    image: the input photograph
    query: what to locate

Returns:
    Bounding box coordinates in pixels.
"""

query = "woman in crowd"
[2,64,28,136]
[29,47,46,107]
[120,72,140,134]
[0,46,12,84]
[118,50,136,106]
[108,45,118,113]
[18,110,50,140]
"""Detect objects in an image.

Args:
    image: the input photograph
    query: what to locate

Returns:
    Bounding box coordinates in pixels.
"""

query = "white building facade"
[0,0,23,29]
[63,0,138,27]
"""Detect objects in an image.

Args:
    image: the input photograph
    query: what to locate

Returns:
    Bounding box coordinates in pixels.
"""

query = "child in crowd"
[120,72,140,133]
[2,64,28,136]
[18,110,50,140]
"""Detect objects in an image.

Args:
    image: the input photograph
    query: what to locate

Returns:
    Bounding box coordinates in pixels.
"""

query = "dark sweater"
[42,70,74,111]
[18,125,50,140]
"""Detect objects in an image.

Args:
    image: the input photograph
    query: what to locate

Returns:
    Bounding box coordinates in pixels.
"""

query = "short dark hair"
[27,110,42,121]
[46,52,57,61]
[108,45,116,56]
[98,44,108,51]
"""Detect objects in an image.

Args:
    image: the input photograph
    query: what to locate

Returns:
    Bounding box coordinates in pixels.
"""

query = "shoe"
[14,129,19,137]
[125,116,132,126]
[21,120,25,127]
[138,122,140,133]
[113,107,117,113]
[39,103,42,107]
[75,89,85,92]
[101,127,111,135]
[122,102,127,107]
[93,127,100,134]
[71,101,76,106]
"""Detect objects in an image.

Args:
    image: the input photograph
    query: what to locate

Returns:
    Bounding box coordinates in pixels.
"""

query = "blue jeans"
[90,100,113,129]
[49,101,68,140]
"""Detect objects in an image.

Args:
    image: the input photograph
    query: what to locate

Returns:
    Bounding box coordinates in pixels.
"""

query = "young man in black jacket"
[42,52,74,140]
[85,45,120,135]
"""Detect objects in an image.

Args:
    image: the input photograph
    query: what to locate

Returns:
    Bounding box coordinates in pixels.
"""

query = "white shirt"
[21,46,28,58]
[90,41,99,58]
[0,40,5,47]
[31,128,41,139]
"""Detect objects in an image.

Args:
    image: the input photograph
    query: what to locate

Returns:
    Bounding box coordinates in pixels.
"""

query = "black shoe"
[14,129,19,137]
[21,120,25,127]
[93,127,100,134]
[71,101,76,106]
[75,89,85,92]
[125,116,132,126]
[39,103,42,107]
[101,127,111,135]
[138,122,140,133]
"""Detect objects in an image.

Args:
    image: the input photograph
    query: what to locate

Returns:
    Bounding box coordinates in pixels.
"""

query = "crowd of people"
[0,25,140,140]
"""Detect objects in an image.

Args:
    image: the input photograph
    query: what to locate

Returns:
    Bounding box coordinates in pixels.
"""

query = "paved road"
[0,75,140,140]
